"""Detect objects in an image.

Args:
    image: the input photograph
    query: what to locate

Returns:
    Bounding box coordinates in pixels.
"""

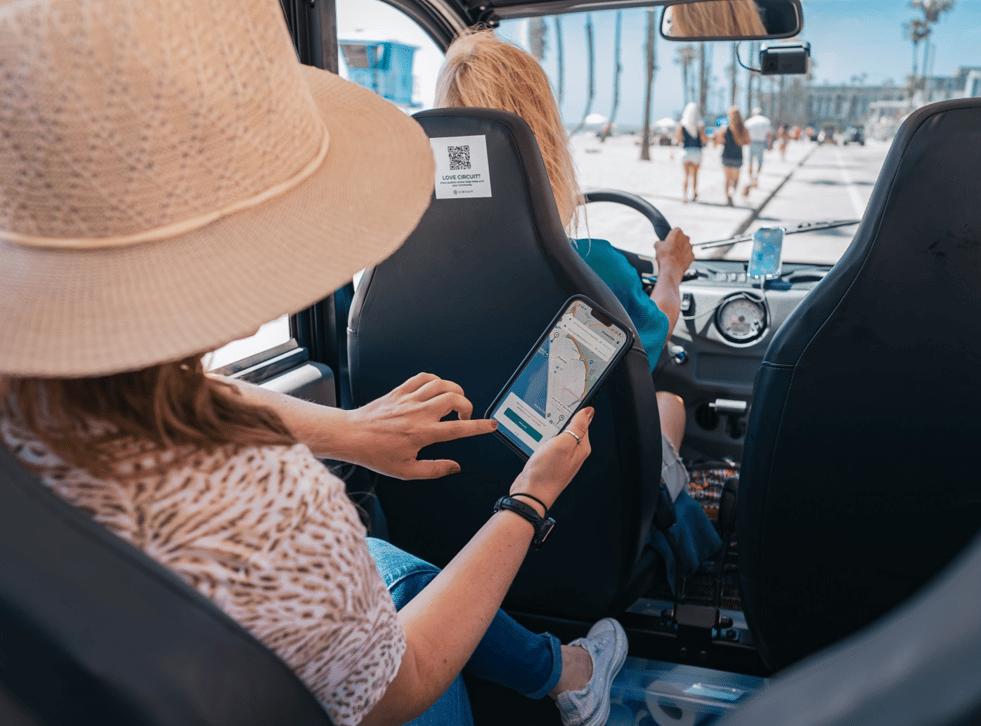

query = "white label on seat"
[430,135,492,199]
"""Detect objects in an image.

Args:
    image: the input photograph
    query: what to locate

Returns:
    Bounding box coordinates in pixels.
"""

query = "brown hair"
[670,0,766,37]
[5,356,295,478]
[728,106,751,145]
[434,29,581,230]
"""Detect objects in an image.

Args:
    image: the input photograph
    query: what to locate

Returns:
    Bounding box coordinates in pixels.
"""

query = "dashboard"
[648,259,831,462]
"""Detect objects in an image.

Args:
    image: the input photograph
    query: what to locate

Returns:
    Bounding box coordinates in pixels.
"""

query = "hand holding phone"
[486,295,633,459]
[508,406,594,510]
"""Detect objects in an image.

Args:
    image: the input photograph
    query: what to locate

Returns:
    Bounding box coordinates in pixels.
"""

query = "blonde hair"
[5,357,295,478]
[434,29,581,230]
[671,0,767,37]
[681,102,701,138]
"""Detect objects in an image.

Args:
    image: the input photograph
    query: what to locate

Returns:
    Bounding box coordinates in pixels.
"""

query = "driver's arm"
[651,227,694,334]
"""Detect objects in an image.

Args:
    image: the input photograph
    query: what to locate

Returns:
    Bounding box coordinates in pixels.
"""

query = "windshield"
[490,1,979,265]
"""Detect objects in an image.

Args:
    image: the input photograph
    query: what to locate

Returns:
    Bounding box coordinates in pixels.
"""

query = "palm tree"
[528,17,547,61]
[728,42,739,108]
[607,10,623,133]
[904,18,930,83]
[640,10,658,161]
[674,44,696,105]
[697,43,712,117]
[554,17,564,107]
[569,14,595,136]
[911,0,954,23]
[744,41,758,114]
[777,74,786,122]
[910,0,954,105]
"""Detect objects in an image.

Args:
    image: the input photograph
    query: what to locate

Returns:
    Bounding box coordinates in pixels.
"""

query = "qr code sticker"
[448,144,471,171]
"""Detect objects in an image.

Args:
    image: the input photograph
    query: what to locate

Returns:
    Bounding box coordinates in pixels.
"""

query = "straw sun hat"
[0,0,435,378]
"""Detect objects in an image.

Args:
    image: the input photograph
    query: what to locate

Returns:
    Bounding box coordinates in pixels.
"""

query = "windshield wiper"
[694,219,860,250]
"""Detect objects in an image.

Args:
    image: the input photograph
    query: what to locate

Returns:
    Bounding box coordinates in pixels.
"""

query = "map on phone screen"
[490,299,628,457]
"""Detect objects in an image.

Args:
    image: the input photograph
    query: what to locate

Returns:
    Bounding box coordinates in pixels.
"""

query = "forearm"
[362,508,539,725]
[363,409,592,725]
[222,373,498,480]
[650,266,685,334]
[220,377,354,459]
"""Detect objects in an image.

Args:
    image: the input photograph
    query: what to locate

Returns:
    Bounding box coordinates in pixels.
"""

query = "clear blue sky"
[496,0,981,127]
[339,0,981,125]
[799,0,979,86]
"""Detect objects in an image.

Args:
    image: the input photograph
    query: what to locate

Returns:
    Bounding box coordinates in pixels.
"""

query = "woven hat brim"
[0,68,435,378]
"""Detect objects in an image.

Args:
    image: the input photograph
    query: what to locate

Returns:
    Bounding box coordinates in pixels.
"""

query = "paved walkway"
[571,132,815,258]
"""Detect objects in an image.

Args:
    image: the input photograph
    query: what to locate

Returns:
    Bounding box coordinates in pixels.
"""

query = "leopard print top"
[1,416,405,726]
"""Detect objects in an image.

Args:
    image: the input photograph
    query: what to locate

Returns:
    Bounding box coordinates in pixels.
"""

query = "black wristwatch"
[493,496,555,549]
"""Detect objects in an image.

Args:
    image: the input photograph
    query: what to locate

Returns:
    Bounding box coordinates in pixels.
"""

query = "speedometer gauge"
[715,294,768,345]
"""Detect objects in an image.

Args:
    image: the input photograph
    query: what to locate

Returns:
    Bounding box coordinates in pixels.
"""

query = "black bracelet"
[509,492,549,514]
[493,496,556,549]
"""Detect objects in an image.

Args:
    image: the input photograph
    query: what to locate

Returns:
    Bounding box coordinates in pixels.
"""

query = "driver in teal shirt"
[435,29,721,589]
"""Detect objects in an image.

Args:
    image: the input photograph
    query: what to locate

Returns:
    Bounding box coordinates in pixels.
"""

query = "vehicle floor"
[467,465,767,724]
[466,554,758,725]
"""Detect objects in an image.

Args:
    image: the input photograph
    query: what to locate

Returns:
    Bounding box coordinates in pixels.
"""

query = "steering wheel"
[582,189,672,240]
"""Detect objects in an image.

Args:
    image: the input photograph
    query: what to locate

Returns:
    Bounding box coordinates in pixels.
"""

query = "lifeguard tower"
[339,40,418,107]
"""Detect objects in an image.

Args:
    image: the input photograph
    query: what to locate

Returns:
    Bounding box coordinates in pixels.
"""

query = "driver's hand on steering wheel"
[654,227,694,283]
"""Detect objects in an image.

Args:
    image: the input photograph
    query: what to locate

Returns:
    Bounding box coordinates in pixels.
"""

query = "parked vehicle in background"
[817,124,837,144]
[843,124,866,145]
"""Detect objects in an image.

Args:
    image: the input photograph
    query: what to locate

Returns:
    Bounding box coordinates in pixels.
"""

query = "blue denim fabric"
[649,491,722,593]
[366,537,563,725]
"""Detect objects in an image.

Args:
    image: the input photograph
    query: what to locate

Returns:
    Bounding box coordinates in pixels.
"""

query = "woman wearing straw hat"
[0,1,628,725]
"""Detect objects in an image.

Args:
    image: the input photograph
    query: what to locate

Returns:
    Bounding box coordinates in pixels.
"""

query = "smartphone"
[747,227,785,280]
[486,295,634,459]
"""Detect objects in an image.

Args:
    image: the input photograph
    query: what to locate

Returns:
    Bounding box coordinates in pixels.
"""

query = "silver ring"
[562,430,582,444]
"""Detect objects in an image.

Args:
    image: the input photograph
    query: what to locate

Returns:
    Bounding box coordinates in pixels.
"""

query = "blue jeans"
[366,537,563,726]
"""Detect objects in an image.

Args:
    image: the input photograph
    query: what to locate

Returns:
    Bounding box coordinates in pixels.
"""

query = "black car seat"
[0,446,335,726]
[347,108,670,622]
[738,97,981,671]
[720,530,981,726]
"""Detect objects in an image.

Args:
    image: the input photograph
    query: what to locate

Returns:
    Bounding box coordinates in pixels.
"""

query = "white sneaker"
[555,618,628,726]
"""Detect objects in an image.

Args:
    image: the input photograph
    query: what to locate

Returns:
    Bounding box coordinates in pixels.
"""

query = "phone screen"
[747,227,785,279]
[487,297,632,458]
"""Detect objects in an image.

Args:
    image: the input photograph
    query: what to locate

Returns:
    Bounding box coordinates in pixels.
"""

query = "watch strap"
[493,496,555,548]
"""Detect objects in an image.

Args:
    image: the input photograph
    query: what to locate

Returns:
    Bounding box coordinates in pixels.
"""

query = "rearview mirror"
[661,0,802,41]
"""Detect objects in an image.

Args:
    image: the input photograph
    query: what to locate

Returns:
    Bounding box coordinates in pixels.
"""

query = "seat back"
[0,447,333,726]
[738,98,981,670]
[721,531,981,726]
[348,108,663,621]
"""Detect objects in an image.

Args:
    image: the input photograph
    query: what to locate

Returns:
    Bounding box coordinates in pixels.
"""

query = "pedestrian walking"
[743,106,771,196]
[715,106,751,206]
[777,122,791,161]
[676,102,708,203]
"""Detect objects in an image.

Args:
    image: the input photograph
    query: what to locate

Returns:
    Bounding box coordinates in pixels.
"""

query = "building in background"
[806,83,906,129]
[759,66,981,139]
[339,40,418,108]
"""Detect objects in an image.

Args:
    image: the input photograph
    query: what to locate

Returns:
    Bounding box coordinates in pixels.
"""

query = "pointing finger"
[402,458,463,480]
[432,417,498,443]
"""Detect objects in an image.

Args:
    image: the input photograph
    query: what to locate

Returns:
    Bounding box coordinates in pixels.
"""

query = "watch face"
[537,518,555,546]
